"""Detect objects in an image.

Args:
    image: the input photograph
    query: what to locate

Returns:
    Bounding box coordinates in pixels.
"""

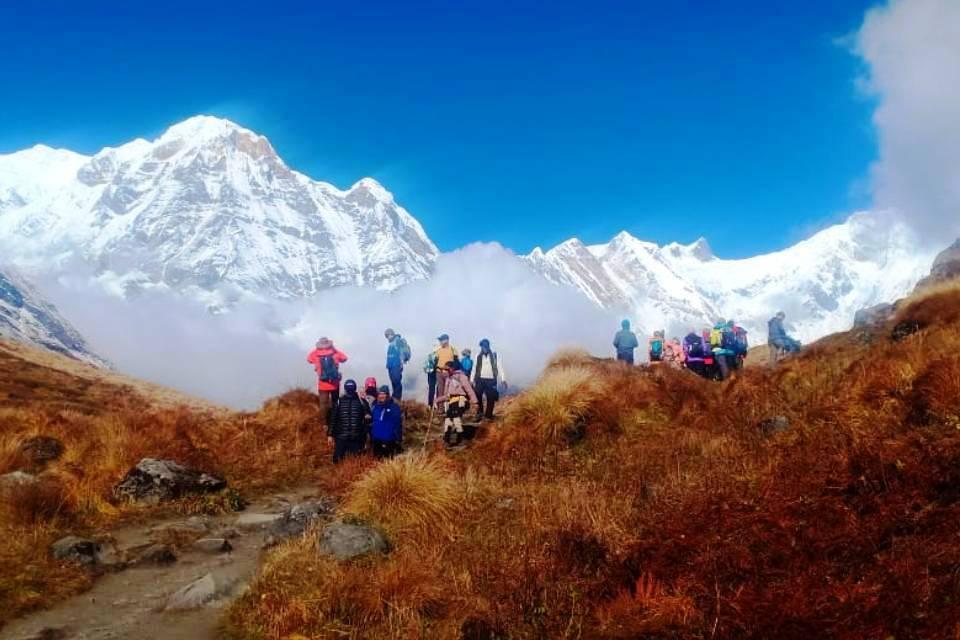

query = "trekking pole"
[423,404,438,450]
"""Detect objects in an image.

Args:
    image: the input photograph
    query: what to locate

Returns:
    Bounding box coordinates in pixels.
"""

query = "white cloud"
[38,244,618,409]
[854,0,960,243]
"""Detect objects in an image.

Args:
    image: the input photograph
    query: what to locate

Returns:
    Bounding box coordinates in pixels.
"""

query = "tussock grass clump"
[501,365,605,448]
[342,453,460,538]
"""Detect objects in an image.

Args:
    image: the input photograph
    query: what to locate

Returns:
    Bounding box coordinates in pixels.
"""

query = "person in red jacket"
[306,337,348,425]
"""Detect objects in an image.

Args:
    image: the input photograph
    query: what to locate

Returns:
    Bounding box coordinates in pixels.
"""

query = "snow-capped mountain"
[0,267,106,366]
[526,213,938,343]
[0,116,438,305]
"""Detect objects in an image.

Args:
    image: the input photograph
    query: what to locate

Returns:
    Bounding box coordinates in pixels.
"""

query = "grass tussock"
[342,453,460,538]
[229,284,960,639]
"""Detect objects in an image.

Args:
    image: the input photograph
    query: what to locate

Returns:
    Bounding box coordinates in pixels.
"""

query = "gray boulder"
[318,522,388,561]
[131,543,177,566]
[269,498,335,540]
[114,458,226,503]
[759,415,791,437]
[0,471,38,488]
[51,536,101,566]
[164,574,217,611]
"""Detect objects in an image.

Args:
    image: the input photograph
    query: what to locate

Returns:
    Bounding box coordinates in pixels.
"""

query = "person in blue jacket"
[370,385,403,459]
[613,319,640,365]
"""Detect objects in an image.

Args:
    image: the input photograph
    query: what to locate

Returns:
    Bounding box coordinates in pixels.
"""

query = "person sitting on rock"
[327,379,371,463]
[371,385,403,459]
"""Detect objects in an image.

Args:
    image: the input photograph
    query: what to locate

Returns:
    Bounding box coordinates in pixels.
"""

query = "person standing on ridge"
[431,333,458,403]
[473,338,507,421]
[327,379,371,463]
[613,319,639,365]
[307,337,348,425]
[384,328,411,400]
[436,360,478,447]
[648,330,665,364]
[371,385,403,459]
[460,348,474,379]
[768,311,801,366]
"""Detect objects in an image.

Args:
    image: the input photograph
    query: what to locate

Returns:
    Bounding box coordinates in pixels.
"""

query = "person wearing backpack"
[768,311,801,365]
[730,321,749,370]
[327,379,372,463]
[682,330,709,377]
[710,321,736,380]
[307,337,348,424]
[436,360,478,446]
[473,338,506,421]
[613,319,639,365]
[648,330,665,364]
[431,333,458,402]
[384,328,411,400]
[424,350,440,407]
[460,349,474,378]
[371,385,403,459]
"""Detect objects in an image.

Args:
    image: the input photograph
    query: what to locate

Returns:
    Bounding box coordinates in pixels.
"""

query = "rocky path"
[2,487,325,640]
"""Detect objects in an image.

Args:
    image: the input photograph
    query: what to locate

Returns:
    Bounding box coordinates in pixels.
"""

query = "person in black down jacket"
[327,379,372,463]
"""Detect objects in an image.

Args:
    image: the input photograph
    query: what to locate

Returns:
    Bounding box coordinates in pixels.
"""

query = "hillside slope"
[229,283,960,639]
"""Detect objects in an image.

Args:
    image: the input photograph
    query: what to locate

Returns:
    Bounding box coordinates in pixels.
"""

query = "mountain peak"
[161,115,249,140]
[349,177,394,202]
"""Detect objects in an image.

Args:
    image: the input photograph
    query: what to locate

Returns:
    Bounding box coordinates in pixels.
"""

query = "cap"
[438,333,450,341]
[344,379,357,393]
[479,338,490,348]
[364,377,377,389]
[384,328,395,338]
[378,385,391,394]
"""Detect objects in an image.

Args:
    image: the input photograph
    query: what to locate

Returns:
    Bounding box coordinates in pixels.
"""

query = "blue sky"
[0,0,880,256]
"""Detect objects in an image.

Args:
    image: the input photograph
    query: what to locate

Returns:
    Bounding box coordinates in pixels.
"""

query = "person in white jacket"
[473,338,507,421]
[435,360,478,446]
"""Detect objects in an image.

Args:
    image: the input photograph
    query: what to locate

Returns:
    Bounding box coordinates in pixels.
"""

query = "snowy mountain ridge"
[526,212,938,343]
[0,115,438,306]
[0,267,107,366]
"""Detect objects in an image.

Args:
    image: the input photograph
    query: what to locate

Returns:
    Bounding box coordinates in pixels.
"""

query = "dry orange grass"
[0,345,333,626]
[229,284,960,639]
[342,452,460,539]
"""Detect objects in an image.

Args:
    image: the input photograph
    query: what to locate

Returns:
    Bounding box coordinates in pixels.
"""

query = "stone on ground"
[164,573,218,611]
[51,536,101,566]
[318,522,388,561]
[114,458,226,503]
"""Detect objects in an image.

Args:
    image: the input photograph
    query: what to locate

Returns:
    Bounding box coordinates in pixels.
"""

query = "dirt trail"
[1,487,320,640]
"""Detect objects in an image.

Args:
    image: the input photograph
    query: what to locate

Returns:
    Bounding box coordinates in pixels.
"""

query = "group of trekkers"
[306,331,507,463]
[613,312,802,380]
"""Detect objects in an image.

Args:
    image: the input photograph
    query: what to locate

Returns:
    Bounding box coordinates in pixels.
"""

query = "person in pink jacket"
[435,359,478,447]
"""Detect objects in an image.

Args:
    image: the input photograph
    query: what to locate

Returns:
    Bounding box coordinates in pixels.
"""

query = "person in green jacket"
[613,319,640,365]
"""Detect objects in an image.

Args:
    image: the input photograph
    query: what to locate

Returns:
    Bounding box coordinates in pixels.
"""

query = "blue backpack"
[650,338,664,359]
[318,354,341,383]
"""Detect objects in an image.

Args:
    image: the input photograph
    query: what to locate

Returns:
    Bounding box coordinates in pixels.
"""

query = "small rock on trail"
[50,536,101,566]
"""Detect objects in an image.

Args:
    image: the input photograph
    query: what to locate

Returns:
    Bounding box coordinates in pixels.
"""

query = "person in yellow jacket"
[431,333,458,400]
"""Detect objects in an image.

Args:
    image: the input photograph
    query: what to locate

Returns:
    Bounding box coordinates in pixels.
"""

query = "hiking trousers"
[333,437,365,464]
[372,439,401,459]
[768,343,782,367]
[427,371,438,406]
[317,387,340,428]
[616,351,635,365]
[388,365,403,400]
[475,378,498,419]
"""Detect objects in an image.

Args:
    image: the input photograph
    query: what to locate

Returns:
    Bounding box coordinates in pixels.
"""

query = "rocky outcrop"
[318,523,389,561]
[914,239,960,292]
[114,459,226,503]
[853,302,898,328]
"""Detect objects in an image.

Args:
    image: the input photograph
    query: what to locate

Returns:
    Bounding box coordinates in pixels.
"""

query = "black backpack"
[684,333,705,358]
[318,354,341,383]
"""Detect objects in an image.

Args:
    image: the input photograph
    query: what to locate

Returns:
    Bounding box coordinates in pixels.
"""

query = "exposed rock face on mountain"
[0,116,438,305]
[914,239,960,292]
[526,213,937,343]
[0,267,106,366]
